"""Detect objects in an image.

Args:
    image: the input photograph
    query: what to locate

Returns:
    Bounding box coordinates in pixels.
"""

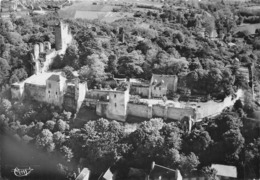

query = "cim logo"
[12,167,34,177]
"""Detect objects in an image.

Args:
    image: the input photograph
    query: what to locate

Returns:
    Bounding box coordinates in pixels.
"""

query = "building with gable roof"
[149,74,178,99]
[211,164,237,179]
[148,162,182,180]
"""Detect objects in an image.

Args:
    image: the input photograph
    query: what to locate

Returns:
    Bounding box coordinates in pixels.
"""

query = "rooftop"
[48,74,60,82]
[23,72,63,86]
[211,164,237,178]
[75,168,90,180]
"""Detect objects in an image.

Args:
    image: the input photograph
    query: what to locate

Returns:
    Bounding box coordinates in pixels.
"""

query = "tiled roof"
[47,74,60,82]
[211,164,237,178]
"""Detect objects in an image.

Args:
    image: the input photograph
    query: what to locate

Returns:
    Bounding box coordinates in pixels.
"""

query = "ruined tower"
[55,21,69,51]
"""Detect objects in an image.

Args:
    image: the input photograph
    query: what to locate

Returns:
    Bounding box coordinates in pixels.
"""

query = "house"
[149,74,178,99]
[102,168,116,180]
[211,164,237,179]
[147,162,182,180]
[76,168,90,180]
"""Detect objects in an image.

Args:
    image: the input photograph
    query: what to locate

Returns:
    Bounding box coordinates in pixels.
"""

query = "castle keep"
[11,21,86,112]
[11,22,243,123]
[11,72,88,112]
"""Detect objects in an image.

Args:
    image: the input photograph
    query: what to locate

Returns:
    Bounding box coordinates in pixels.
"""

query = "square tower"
[55,21,70,51]
[45,74,67,106]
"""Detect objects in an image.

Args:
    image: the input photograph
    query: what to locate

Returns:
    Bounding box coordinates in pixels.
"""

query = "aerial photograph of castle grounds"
[0,0,260,179]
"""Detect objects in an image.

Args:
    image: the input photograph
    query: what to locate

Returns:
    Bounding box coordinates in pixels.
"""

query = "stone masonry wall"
[127,103,151,119]
[24,83,46,102]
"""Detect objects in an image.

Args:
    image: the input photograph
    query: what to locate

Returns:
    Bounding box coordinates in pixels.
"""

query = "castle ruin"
[30,21,72,74]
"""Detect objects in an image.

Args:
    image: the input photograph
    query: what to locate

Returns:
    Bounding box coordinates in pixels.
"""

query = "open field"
[239,6,260,16]
[235,23,260,35]
[59,0,162,21]
[59,1,135,22]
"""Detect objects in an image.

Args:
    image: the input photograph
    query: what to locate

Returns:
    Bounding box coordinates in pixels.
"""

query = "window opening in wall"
[154,87,156,90]
[115,103,117,107]
[159,87,161,90]
[114,94,116,98]
[48,90,50,94]
[48,83,51,88]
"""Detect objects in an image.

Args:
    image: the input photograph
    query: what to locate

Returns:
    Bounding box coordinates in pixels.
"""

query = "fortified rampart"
[83,88,243,122]
[127,103,196,121]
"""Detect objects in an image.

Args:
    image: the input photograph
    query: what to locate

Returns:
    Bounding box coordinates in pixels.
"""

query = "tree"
[17,125,28,136]
[127,119,164,167]
[201,166,217,179]
[79,53,107,82]
[207,113,242,141]
[179,153,200,176]
[222,129,244,161]
[55,119,69,133]
[6,32,24,46]
[10,68,28,82]
[117,51,145,77]
[253,38,260,50]
[63,43,80,69]
[243,91,255,116]
[136,40,152,55]
[53,131,66,147]
[32,122,44,136]
[4,20,14,32]
[45,120,56,132]
[206,112,244,163]
[184,128,212,155]
[62,66,75,80]
[160,122,182,150]
[244,138,260,178]
[76,119,127,175]
[186,71,199,90]
[35,129,54,150]
[0,58,11,86]
[76,29,102,60]
[60,146,74,162]
[0,99,12,114]
[106,54,118,75]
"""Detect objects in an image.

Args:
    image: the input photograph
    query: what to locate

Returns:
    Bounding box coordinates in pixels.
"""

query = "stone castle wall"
[152,104,164,118]
[167,106,195,120]
[23,83,46,102]
[127,103,151,119]
[128,103,195,121]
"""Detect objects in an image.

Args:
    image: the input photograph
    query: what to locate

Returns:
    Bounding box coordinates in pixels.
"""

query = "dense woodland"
[0,1,260,179]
